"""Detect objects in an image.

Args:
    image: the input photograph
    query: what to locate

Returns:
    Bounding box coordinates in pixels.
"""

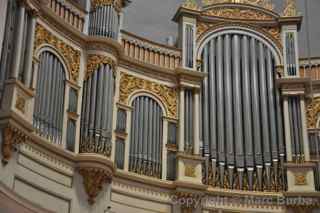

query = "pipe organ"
[80,63,115,156]
[129,96,163,178]
[200,32,286,191]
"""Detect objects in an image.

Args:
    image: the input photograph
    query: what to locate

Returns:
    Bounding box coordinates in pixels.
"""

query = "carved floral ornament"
[86,55,117,79]
[119,73,178,118]
[306,97,320,128]
[34,24,81,82]
[91,0,123,12]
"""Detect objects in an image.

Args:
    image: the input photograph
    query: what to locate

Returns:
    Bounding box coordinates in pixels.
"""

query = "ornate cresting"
[119,73,178,119]
[182,0,199,10]
[202,7,274,20]
[34,24,81,82]
[86,54,117,79]
[2,125,28,165]
[91,0,123,12]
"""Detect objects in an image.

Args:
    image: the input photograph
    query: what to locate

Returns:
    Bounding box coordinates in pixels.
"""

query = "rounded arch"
[128,90,168,117]
[197,26,283,65]
[34,45,70,80]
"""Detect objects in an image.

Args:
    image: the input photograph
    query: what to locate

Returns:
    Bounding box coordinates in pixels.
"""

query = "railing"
[299,62,320,80]
[48,0,85,32]
[121,31,181,70]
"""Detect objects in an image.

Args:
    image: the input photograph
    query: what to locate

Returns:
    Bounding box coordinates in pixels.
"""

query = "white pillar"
[300,97,311,161]
[124,109,132,171]
[193,89,200,155]
[283,96,293,161]
[162,118,168,180]
[0,0,8,58]
[24,13,37,87]
[179,88,185,152]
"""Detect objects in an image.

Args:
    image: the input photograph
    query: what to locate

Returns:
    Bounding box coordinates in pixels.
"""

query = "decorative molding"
[2,126,28,165]
[185,165,196,177]
[203,7,274,20]
[34,24,81,82]
[80,138,112,157]
[86,55,117,79]
[15,95,26,114]
[119,73,178,118]
[282,0,298,17]
[294,173,307,185]
[262,27,281,44]
[182,0,199,10]
[78,167,113,205]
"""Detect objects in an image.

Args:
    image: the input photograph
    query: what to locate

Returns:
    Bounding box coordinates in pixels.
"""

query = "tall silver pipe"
[89,70,98,139]
[95,66,104,140]
[224,34,234,166]
[232,35,244,168]
[202,46,210,155]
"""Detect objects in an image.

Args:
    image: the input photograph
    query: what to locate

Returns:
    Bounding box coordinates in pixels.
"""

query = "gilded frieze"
[203,7,274,20]
[119,73,178,118]
[182,0,199,10]
[34,24,81,82]
[306,97,320,128]
[262,27,281,44]
[86,55,117,79]
[91,0,122,12]
[202,0,274,11]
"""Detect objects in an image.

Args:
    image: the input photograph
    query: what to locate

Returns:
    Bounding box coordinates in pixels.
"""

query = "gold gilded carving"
[15,95,26,114]
[203,7,274,20]
[91,0,122,12]
[185,165,196,177]
[182,0,199,10]
[119,73,178,118]
[283,0,298,17]
[263,27,281,43]
[197,22,215,37]
[2,126,28,165]
[202,0,274,10]
[34,24,81,82]
[86,55,117,79]
[294,173,307,185]
[78,167,112,205]
[306,97,320,128]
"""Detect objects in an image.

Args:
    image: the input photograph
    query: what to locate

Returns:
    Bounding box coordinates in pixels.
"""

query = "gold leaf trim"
[119,73,178,118]
[34,24,81,82]
[86,55,117,79]
[203,7,274,20]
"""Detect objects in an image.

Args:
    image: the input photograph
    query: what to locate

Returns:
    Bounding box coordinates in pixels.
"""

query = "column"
[0,0,8,57]
[193,89,200,155]
[300,97,311,161]
[124,108,132,171]
[162,118,168,179]
[11,3,25,79]
[179,88,185,152]
[24,11,37,87]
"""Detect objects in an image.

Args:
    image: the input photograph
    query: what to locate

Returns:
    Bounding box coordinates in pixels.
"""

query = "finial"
[283,0,298,17]
[182,0,199,10]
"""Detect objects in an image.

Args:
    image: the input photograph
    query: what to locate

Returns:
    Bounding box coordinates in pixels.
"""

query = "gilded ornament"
[202,0,274,11]
[15,95,26,114]
[182,0,199,10]
[2,126,28,165]
[263,27,281,44]
[91,0,122,12]
[294,173,307,185]
[203,7,274,20]
[86,55,117,79]
[185,164,196,177]
[306,97,320,129]
[119,73,178,118]
[78,167,112,205]
[283,0,298,17]
[34,24,81,82]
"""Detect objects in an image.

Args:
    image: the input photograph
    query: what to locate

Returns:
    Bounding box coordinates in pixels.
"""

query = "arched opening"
[129,96,163,179]
[33,51,66,144]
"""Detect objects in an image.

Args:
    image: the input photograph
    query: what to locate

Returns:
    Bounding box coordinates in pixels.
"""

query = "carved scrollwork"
[182,0,199,10]
[78,167,113,205]
[294,173,307,185]
[203,7,274,20]
[34,24,81,82]
[185,165,196,177]
[306,97,320,129]
[91,0,123,12]
[86,55,117,79]
[119,73,178,118]
[202,0,274,11]
[2,126,28,165]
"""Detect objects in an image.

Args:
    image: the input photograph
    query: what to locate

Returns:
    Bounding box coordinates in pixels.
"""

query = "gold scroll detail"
[203,7,274,20]
[78,167,112,205]
[15,95,26,114]
[306,97,320,129]
[294,173,307,185]
[182,0,199,10]
[119,73,178,118]
[2,126,28,165]
[202,0,274,11]
[91,0,122,12]
[283,0,298,17]
[86,55,117,79]
[197,22,215,37]
[262,27,281,43]
[185,165,196,177]
[34,24,81,82]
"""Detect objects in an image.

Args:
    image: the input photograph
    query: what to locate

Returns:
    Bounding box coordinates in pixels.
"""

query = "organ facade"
[0,0,319,212]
